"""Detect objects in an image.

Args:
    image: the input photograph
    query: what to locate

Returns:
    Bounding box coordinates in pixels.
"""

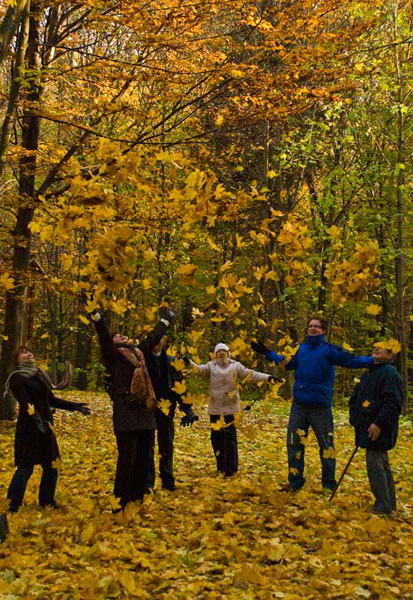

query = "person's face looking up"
[18,348,34,363]
[113,333,129,345]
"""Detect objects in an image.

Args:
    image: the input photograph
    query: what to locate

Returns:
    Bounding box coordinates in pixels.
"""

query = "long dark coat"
[10,373,79,466]
[94,316,168,432]
[349,362,403,451]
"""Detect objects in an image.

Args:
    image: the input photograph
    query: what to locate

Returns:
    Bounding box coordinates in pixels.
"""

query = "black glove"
[75,403,90,416]
[181,407,198,427]
[161,307,178,322]
[268,375,277,384]
[251,340,269,355]
[182,356,191,366]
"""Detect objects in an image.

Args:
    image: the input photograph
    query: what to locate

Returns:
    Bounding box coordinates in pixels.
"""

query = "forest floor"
[0,391,412,600]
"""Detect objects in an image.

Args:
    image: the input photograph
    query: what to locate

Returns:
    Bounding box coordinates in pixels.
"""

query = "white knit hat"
[214,343,230,355]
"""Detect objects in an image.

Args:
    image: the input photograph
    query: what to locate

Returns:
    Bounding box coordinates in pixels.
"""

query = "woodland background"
[0,0,412,416]
[0,2,412,599]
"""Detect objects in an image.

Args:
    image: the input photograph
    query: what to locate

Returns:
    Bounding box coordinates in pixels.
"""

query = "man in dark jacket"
[349,345,403,514]
[92,309,174,509]
[141,335,197,491]
[252,317,374,492]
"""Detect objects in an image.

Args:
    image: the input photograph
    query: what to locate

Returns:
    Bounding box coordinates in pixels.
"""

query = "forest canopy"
[0,0,411,416]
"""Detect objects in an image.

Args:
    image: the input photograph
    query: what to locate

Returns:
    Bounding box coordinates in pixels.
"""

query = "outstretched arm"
[48,391,90,415]
[329,346,374,369]
[92,313,118,368]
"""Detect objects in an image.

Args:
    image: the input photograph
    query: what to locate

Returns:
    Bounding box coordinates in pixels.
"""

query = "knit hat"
[214,343,230,355]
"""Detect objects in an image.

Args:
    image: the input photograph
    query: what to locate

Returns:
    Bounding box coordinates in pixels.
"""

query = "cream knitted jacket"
[190,358,270,415]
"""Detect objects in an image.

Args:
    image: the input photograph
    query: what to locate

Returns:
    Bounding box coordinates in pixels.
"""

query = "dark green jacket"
[349,362,403,450]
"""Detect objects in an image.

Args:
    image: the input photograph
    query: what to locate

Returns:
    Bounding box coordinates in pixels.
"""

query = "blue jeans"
[287,402,336,490]
[7,464,58,512]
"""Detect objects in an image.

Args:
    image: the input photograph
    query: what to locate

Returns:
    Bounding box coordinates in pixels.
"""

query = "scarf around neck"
[4,358,72,397]
[116,346,156,410]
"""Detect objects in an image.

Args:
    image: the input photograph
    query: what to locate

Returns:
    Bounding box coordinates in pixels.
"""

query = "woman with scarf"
[91,308,175,508]
[5,346,90,513]
[187,343,276,477]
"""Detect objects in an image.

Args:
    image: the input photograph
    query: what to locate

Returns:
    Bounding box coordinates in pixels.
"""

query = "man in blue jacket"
[252,317,374,492]
[349,345,403,514]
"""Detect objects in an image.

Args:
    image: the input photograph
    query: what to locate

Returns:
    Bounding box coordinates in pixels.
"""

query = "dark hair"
[10,346,32,372]
[307,316,328,332]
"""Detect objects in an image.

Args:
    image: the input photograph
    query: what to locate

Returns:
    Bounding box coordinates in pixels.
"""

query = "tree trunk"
[0,3,41,419]
[393,5,409,412]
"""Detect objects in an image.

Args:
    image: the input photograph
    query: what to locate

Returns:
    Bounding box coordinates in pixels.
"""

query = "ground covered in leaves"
[0,391,412,600]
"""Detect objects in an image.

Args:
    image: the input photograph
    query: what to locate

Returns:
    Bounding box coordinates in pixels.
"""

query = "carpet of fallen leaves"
[0,391,412,600]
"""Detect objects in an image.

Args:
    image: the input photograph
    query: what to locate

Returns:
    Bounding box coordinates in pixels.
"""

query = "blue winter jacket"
[266,335,374,408]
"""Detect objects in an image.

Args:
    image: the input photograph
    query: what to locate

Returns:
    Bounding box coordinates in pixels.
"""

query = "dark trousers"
[146,410,175,489]
[287,402,336,490]
[366,449,396,512]
[114,430,154,507]
[210,414,238,476]
[7,464,58,512]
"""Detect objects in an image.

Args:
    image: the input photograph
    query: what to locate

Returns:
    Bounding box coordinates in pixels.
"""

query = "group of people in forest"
[4,309,403,519]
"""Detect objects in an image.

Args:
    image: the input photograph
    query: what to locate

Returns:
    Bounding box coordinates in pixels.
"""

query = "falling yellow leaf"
[210,415,226,431]
[366,304,382,315]
[52,458,63,470]
[172,380,186,395]
[158,398,172,416]
[323,447,336,459]
[27,403,35,415]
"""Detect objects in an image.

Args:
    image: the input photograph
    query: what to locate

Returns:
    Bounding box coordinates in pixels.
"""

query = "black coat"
[10,373,79,467]
[94,316,168,432]
[142,350,186,419]
[349,362,403,450]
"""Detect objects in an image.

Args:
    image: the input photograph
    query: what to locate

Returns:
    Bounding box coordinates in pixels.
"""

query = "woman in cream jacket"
[189,343,275,476]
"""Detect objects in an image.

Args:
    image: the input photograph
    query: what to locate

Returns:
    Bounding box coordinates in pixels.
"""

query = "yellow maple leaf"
[326,225,341,239]
[342,342,354,352]
[119,570,143,596]
[0,272,15,291]
[220,261,233,272]
[158,398,171,416]
[109,496,122,511]
[374,338,402,354]
[143,247,156,261]
[366,304,382,315]
[323,447,336,459]
[362,400,370,408]
[177,264,196,276]
[142,278,152,290]
[171,358,185,372]
[52,458,63,470]
[172,380,186,395]
[210,415,226,431]
[27,403,35,415]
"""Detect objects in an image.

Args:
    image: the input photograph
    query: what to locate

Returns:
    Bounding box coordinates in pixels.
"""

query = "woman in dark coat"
[5,346,90,512]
